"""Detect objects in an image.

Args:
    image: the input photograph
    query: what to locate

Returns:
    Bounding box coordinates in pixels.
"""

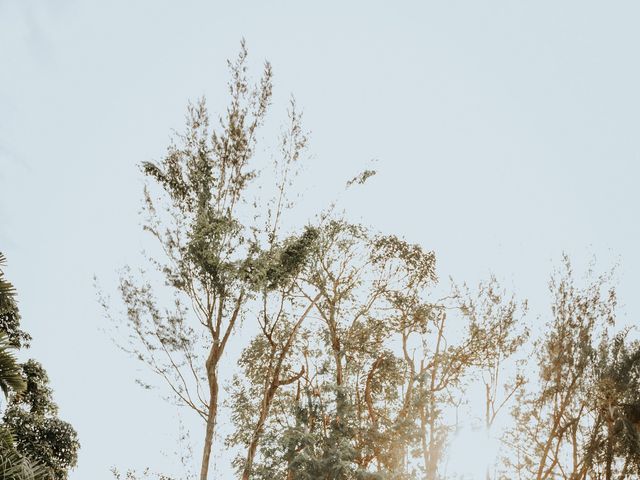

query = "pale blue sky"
[1,1,639,479]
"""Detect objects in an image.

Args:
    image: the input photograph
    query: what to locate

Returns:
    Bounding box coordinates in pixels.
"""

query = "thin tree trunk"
[200,367,219,480]
[605,418,613,480]
[424,316,445,480]
[426,396,438,480]
[242,386,276,480]
[420,407,429,479]
[200,294,244,480]
[241,295,318,480]
[486,384,492,480]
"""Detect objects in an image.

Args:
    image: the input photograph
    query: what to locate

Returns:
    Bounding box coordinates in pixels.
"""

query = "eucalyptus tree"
[297,223,439,478]
[227,220,443,479]
[227,219,496,480]
[578,331,640,479]
[407,301,481,480]
[508,257,618,480]
[227,103,322,480]
[356,253,486,480]
[455,277,529,480]
[228,221,383,479]
[110,43,325,480]
[456,276,529,432]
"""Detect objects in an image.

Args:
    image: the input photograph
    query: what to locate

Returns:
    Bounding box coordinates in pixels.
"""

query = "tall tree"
[508,257,617,480]
[298,223,437,479]
[228,221,445,480]
[579,330,640,479]
[456,276,529,480]
[409,302,479,480]
[110,43,326,480]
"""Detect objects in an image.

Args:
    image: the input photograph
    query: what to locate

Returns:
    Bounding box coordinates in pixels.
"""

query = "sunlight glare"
[446,427,500,480]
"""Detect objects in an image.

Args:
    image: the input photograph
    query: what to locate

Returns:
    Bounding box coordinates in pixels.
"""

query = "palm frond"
[0,333,25,398]
[0,251,17,309]
[0,427,52,480]
[0,449,52,480]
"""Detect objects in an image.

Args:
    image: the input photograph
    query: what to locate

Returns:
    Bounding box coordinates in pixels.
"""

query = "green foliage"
[107,43,640,480]
[0,252,31,349]
[141,48,274,294]
[0,254,79,480]
[0,425,52,480]
[0,333,26,400]
[4,360,80,480]
[584,331,640,478]
[507,257,623,480]
[10,361,56,415]
[112,42,325,480]
[228,221,445,480]
[282,387,359,480]
[243,226,319,291]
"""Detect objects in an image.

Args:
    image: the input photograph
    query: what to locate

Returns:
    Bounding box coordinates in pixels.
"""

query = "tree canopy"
[0,253,79,480]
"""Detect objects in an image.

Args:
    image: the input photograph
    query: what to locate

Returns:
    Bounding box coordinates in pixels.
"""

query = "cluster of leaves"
[0,253,31,349]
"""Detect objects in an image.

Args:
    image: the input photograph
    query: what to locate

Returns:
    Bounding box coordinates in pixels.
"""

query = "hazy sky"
[1,1,640,479]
